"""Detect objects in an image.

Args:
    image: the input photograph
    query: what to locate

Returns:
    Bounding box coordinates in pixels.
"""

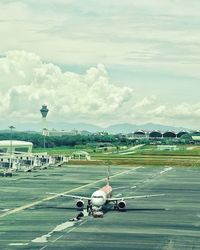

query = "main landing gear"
[87,200,93,215]
[113,201,119,210]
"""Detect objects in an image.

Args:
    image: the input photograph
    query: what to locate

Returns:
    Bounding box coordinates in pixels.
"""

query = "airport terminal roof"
[0,140,33,147]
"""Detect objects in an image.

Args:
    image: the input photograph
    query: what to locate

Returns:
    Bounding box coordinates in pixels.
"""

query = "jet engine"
[117,201,126,210]
[76,200,84,210]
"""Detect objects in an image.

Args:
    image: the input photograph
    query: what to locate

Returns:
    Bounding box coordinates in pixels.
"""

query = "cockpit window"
[93,196,103,198]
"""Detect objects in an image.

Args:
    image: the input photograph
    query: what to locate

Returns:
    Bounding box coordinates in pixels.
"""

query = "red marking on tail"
[102,184,112,193]
[106,175,110,185]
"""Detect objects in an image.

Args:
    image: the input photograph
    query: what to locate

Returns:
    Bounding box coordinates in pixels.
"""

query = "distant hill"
[0,122,102,133]
[105,123,188,134]
[0,121,190,134]
[105,123,136,134]
[140,123,188,133]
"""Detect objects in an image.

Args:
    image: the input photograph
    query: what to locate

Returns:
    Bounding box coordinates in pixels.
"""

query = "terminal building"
[0,140,68,173]
[130,130,190,139]
[0,140,33,154]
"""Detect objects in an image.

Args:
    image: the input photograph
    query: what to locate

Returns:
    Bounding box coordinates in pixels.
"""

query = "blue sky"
[0,0,200,129]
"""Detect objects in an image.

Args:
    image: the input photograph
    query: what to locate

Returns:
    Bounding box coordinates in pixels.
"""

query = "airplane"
[47,167,164,217]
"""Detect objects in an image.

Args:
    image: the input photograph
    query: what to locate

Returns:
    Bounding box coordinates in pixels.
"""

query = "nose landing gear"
[87,200,104,217]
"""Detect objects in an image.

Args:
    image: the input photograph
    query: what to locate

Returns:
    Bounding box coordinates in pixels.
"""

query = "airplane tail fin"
[106,165,110,185]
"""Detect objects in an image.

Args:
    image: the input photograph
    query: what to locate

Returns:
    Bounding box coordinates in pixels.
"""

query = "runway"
[0,165,200,249]
[0,167,138,218]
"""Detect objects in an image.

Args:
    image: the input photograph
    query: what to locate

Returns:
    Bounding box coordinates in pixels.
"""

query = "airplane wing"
[46,192,91,200]
[107,194,165,202]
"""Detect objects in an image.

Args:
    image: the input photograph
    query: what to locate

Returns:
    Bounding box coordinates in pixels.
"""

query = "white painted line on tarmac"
[52,235,63,243]
[67,226,78,234]
[39,245,47,250]
[159,167,172,174]
[33,206,89,244]
[79,220,88,227]
[32,209,88,243]
[9,243,29,246]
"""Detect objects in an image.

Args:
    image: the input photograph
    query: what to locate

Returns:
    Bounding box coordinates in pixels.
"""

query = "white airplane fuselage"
[91,184,112,208]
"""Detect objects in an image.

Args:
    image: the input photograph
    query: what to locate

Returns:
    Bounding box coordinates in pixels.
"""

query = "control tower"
[40,105,49,136]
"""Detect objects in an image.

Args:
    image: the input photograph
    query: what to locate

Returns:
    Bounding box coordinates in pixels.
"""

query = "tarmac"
[0,165,200,249]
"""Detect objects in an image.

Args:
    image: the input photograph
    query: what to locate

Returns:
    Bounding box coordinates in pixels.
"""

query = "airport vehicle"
[48,168,164,217]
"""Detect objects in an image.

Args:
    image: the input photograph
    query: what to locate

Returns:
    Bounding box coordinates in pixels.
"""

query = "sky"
[0,0,200,129]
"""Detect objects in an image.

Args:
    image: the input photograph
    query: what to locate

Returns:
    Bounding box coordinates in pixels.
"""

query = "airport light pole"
[43,128,47,149]
[9,125,15,170]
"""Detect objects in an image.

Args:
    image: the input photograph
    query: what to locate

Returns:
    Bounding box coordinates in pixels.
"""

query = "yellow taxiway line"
[0,167,140,218]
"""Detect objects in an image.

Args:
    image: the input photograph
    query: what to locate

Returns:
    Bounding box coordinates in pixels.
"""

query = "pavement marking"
[9,243,29,246]
[78,219,88,227]
[34,209,89,246]
[0,167,140,219]
[40,246,47,250]
[37,219,88,249]
[52,235,63,243]
[67,226,78,234]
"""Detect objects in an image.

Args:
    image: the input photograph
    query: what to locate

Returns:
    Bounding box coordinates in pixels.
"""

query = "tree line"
[0,132,130,148]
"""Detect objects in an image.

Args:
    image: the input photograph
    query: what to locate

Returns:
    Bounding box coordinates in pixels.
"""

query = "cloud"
[1,50,200,129]
[167,103,200,119]
[147,105,167,116]
[134,96,156,109]
[0,50,133,124]
[1,0,200,72]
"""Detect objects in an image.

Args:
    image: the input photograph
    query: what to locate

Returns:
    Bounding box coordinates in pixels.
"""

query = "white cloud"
[0,50,133,124]
[147,105,167,116]
[167,103,200,119]
[1,0,200,71]
[1,50,200,129]
[134,96,156,109]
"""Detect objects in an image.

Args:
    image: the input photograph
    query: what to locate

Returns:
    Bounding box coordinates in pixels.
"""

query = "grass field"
[136,145,200,156]
[0,165,200,249]
[32,145,200,167]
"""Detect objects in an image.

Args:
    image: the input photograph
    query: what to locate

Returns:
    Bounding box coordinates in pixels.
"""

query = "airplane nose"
[92,198,103,206]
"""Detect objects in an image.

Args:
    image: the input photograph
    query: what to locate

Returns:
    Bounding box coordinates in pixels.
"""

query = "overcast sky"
[0,0,200,129]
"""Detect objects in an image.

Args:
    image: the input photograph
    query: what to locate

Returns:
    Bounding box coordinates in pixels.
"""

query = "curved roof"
[0,140,33,147]
[134,130,146,135]
[163,131,176,138]
[149,130,162,137]
[177,131,189,138]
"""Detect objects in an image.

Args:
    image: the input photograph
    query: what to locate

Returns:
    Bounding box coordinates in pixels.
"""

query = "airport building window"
[15,147,29,153]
